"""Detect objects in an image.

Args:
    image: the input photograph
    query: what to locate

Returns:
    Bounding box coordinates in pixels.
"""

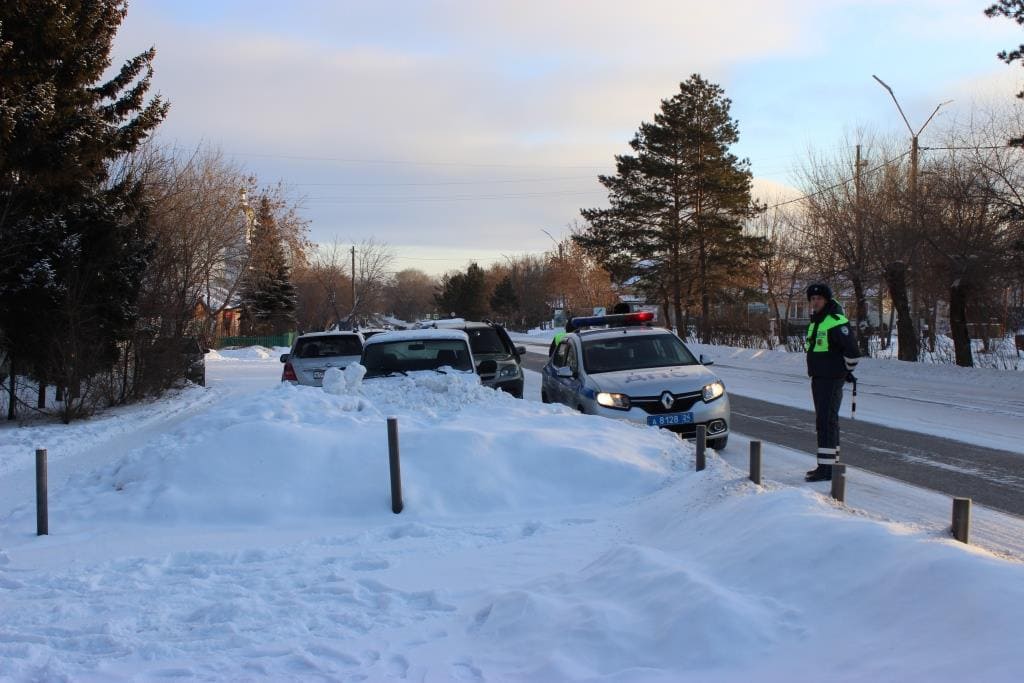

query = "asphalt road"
[519,350,1024,517]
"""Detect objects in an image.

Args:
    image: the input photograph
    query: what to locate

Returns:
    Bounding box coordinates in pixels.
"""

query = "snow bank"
[2,358,1023,681]
[207,345,290,361]
[26,371,679,527]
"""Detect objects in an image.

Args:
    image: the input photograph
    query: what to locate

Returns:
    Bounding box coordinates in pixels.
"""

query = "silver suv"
[280,331,364,386]
[541,315,730,449]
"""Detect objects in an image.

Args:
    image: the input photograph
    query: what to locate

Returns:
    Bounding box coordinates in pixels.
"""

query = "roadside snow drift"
[1,360,1022,682]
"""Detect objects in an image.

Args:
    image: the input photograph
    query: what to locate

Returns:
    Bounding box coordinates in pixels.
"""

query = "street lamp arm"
[872,74,914,137]
[915,100,954,137]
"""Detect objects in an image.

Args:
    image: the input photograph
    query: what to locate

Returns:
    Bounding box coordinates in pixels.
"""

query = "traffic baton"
[851,378,857,419]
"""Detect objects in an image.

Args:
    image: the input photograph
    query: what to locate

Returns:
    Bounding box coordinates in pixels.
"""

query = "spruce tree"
[435,262,488,320]
[240,195,297,335]
[0,1,168,418]
[489,275,519,322]
[576,75,762,342]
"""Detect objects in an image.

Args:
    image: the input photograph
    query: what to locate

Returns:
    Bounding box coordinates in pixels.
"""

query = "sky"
[111,0,1023,274]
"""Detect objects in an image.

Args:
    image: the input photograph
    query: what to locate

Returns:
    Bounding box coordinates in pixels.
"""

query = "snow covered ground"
[1,353,1023,681]
[511,330,1024,454]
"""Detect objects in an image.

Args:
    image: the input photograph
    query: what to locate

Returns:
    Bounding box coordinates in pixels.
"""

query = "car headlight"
[498,364,520,379]
[596,392,631,410]
[702,381,725,402]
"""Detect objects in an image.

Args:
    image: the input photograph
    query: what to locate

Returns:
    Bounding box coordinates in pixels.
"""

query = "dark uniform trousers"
[811,376,844,464]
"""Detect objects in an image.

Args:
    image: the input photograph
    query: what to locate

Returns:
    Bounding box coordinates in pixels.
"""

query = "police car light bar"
[570,311,654,329]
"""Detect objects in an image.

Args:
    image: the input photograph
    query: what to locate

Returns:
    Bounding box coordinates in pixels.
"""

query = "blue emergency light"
[570,311,654,329]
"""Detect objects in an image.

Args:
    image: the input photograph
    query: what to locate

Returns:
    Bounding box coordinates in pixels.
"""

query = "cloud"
[108,1,1019,252]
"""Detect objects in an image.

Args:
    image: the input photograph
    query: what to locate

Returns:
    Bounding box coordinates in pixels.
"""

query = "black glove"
[845,372,857,384]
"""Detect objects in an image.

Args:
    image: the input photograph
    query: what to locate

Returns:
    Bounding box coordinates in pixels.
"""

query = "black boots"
[805,465,832,482]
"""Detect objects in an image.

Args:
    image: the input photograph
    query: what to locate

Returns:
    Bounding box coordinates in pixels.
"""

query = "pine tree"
[576,75,763,342]
[489,275,519,322]
[435,262,488,320]
[240,195,297,335]
[0,1,168,419]
[986,1,1024,144]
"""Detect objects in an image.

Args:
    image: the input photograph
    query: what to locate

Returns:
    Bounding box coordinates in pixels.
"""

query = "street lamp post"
[541,229,567,317]
[872,75,953,361]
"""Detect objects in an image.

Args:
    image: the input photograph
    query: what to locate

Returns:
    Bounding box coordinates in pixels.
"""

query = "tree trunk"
[884,261,918,362]
[851,275,871,356]
[927,300,938,353]
[37,381,46,410]
[949,279,973,367]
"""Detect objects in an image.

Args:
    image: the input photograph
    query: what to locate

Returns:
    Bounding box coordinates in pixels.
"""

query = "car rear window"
[465,328,509,355]
[582,334,697,373]
[363,339,473,375]
[293,335,362,359]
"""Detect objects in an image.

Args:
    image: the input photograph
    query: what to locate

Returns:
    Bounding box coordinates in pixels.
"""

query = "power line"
[291,175,598,187]
[765,150,912,210]
[303,189,606,204]
[223,150,611,170]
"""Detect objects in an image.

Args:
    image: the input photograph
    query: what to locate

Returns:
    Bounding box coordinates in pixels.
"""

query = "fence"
[215,332,297,350]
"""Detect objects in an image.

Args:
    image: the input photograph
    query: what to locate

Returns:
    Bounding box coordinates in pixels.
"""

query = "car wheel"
[541,391,550,404]
[707,435,728,451]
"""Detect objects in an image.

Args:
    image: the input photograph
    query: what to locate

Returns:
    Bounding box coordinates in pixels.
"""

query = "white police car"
[541,312,730,449]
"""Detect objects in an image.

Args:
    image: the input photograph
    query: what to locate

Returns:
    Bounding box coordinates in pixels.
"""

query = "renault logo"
[660,391,674,410]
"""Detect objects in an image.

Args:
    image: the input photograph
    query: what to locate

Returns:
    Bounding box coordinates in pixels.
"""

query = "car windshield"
[292,335,362,359]
[582,334,698,373]
[465,328,509,356]
[362,339,473,376]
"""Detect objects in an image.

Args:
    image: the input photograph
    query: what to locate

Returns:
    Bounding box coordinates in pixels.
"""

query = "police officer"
[804,283,860,482]
[549,314,577,356]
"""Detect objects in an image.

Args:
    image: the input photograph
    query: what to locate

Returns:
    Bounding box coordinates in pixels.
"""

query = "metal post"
[830,463,846,503]
[695,425,706,472]
[36,448,48,535]
[952,497,971,544]
[387,417,403,514]
[749,440,762,485]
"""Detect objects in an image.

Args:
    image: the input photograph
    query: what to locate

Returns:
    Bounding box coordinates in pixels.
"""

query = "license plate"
[647,412,693,427]
[313,370,324,380]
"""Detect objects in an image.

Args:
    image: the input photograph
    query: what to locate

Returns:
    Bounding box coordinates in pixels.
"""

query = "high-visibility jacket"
[549,330,567,356]
[806,300,860,379]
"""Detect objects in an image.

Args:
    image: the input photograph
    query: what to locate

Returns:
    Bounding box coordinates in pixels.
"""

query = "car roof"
[297,330,362,339]
[364,328,471,346]
[430,319,491,330]
[573,326,677,343]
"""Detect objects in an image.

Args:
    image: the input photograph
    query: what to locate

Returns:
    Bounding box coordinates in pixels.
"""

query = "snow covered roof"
[299,330,363,339]
[364,328,470,346]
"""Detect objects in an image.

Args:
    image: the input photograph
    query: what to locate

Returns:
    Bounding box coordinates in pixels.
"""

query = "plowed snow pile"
[0,365,1022,682]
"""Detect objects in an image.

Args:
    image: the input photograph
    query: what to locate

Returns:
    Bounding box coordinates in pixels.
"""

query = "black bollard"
[36,448,48,535]
[830,463,847,503]
[952,497,971,544]
[749,440,762,485]
[695,425,706,472]
[387,417,403,514]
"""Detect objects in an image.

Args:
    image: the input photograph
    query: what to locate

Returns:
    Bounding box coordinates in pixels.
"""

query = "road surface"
[518,350,1024,517]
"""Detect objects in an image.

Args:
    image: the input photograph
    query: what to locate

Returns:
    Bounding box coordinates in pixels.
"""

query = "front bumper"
[590,394,730,438]
[487,376,524,398]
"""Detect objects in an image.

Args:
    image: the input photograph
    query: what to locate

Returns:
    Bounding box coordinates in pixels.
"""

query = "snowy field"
[1,352,1023,681]
[511,330,1024,454]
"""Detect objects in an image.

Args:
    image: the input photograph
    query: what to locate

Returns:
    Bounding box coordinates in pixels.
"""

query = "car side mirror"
[556,366,574,378]
[699,354,714,366]
[279,354,290,363]
[203,348,211,355]
[477,359,498,375]
[515,345,527,356]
